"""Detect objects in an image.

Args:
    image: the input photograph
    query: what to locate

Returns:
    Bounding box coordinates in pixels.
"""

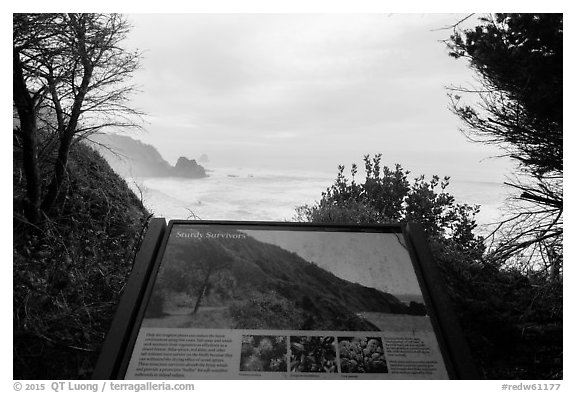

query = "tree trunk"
[41,17,94,215]
[40,132,73,214]
[192,265,214,315]
[547,247,562,282]
[13,50,42,223]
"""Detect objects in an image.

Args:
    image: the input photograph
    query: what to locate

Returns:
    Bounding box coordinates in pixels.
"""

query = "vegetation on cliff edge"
[13,141,151,379]
[295,155,562,379]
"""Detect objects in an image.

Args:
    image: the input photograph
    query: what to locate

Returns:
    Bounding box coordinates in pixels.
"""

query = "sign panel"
[108,221,466,380]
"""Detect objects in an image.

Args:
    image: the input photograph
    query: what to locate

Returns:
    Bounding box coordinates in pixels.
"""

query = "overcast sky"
[119,13,511,181]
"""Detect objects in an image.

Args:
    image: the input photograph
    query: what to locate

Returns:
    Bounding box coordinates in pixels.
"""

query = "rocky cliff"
[174,156,206,178]
[89,133,207,178]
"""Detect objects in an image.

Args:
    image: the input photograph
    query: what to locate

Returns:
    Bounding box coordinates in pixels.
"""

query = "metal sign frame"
[93,219,477,379]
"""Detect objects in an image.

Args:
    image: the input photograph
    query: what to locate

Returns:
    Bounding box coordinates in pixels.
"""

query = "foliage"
[447,14,562,174]
[447,13,563,275]
[338,337,387,373]
[148,238,237,317]
[13,14,147,377]
[295,154,562,378]
[240,335,288,372]
[437,252,562,379]
[230,292,305,330]
[175,239,235,314]
[13,13,142,222]
[295,154,484,259]
[290,336,337,373]
[13,142,150,379]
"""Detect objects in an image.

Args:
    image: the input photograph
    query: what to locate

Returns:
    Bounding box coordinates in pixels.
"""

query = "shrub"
[13,142,150,379]
[294,154,562,379]
[295,154,484,260]
[230,292,305,330]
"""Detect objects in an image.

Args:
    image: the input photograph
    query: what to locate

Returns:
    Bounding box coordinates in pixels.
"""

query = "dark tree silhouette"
[447,14,562,276]
[13,13,142,222]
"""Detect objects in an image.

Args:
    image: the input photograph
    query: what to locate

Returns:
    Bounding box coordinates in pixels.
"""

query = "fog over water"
[116,13,517,232]
[130,154,511,231]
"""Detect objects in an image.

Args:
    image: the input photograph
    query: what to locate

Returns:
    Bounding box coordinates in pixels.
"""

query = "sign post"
[93,220,477,379]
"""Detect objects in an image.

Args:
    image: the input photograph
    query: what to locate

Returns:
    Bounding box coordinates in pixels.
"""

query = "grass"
[13,142,151,379]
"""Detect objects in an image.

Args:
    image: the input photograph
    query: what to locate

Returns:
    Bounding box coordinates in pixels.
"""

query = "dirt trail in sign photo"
[356,312,434,332]
[141,306,232,329]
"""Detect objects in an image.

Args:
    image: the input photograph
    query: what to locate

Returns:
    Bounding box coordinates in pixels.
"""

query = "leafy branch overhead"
[447,13,562,274]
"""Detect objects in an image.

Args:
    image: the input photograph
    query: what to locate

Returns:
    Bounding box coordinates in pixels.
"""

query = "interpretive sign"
[93,220,477,380]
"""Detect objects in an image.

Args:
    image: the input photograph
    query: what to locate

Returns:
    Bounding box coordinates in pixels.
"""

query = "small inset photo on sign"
[239,335,288,372]
[290,336,337,373]
[338,336,388,373]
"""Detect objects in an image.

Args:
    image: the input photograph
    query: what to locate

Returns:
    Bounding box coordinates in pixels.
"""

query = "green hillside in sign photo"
[142,229,427,332]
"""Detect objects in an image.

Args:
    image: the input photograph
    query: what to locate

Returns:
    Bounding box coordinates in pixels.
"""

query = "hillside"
[13,141,151,379]
[89,133,207,178]
[146,230,426,332]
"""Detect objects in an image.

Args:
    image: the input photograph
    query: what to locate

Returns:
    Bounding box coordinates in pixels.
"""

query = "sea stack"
[174,156,207,178]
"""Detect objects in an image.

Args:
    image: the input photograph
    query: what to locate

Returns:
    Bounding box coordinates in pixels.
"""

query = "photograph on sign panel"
[239,335,288,372]
[289,335,337,373]
[124,224,449,379]
[337,336,388,373]
[140,225,429,332]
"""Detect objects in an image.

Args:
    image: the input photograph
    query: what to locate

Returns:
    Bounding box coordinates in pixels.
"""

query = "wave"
[127,166,509,226]
[128,166,333,222]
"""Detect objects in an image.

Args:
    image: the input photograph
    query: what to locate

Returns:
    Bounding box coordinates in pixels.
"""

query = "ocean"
[128,165,510,232]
